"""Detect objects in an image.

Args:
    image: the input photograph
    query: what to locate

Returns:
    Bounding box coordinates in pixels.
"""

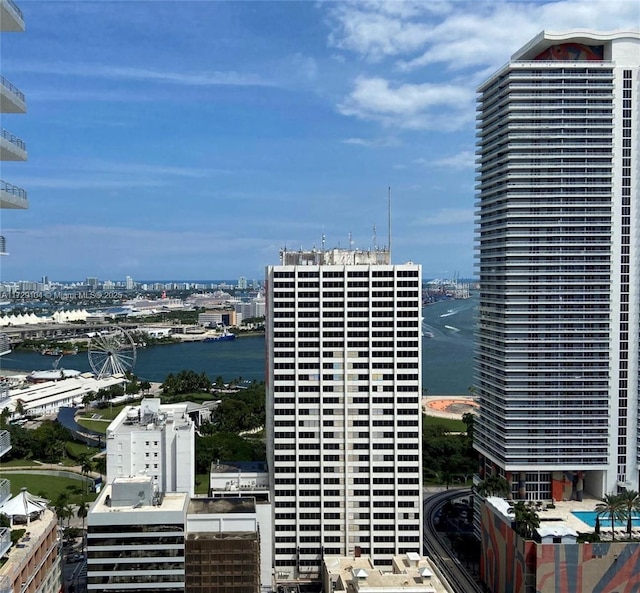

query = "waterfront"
[0,297,476,395]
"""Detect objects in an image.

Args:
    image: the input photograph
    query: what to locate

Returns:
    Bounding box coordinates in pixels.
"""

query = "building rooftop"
[188,497,256,515]
[90,477,187,516]
[325,554,454,593]
[0,509,57,584]
[512,29,640,61]
[484,496,640,540]
[279,247,391,266]
[106,397,192,439]
[211,461,267,474]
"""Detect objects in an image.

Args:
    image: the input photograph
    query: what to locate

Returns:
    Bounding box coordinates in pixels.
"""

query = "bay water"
[1,296,476,395]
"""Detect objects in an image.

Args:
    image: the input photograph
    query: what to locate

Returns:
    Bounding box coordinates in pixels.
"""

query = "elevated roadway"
[423,488,483,593]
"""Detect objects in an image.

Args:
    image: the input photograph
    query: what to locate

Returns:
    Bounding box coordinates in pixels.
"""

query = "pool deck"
[536,497,640,540]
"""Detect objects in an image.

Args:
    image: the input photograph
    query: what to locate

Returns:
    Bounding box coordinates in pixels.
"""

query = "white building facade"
[266,248,423,582]
[106,398,195,496]
[474,31,640,500]
[87,477,187,593]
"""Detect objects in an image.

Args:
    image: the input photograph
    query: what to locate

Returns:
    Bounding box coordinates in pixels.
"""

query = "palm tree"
[510,501,540,539]
[476,474,511,498]
[618,490,640,537]
[595,493,625,541]
[76,500,88,552]
[78,454,94,494]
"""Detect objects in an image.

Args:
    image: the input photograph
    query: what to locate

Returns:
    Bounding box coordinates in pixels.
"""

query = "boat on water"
[203,329,236,343]
[422,332,435,338]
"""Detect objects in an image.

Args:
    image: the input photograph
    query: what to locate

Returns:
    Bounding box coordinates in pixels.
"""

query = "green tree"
[476,474,511,498]
[140,380,151,394]
[510,501,540,539]
[14,399,25,418]
[618,490,640,537]
[462,412,475,442]
[596,493,625,541]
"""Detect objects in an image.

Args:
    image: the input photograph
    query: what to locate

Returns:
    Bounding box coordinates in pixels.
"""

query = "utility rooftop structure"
[266,246,423,583]
[474,30,640,500]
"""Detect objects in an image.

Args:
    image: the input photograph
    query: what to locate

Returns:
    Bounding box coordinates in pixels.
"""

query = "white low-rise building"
[1,373,125,418]
[87,476,188,593]
[106,398,195,496]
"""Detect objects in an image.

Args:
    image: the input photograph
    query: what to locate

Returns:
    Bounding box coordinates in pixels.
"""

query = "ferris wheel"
[88,327,137,378]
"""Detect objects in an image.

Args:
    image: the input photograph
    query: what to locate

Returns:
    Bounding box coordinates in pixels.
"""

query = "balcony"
[0,75,26,113]
[0,128,27,160]
[0,430,10,458]
[0,179,28,208]
[0,0,25,32]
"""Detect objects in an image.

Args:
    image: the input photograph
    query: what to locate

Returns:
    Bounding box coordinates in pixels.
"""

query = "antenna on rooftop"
[373,224,378,251]
[348,232,353,251]
[388,186,392,258]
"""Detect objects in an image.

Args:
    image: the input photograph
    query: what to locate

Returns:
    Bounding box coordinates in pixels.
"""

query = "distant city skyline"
[1,1,637,280]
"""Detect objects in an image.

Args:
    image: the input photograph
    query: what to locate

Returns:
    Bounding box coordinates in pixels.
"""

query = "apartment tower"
[474,31,640,500]
[266,247,423,583]
[0,0,28,252]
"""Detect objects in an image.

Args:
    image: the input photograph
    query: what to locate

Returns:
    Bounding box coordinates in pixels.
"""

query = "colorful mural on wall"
[480,503,640,593]
[534,43,604,61]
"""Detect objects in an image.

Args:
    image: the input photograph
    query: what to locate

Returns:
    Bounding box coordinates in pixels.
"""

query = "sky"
[1,0,638,282]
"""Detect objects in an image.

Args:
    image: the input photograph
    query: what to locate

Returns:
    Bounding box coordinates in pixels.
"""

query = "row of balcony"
[2,1,28,226]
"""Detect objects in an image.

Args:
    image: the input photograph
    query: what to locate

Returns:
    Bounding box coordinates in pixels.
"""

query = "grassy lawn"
[423,415,467,433]
[75,418,110,434]
[0,459,40,468]
[7,473,98,504]
[65,441,100,459]
[195,473,209,495]
[86,404,128,420]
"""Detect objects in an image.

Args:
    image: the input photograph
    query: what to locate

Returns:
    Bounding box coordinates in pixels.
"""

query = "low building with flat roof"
[323,553,455,593]
[87,476,188,593]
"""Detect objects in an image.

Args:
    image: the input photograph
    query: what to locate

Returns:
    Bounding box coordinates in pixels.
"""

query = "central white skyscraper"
[266,248,423,583]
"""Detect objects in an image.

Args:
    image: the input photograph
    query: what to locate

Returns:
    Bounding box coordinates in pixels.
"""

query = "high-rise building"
[266,247,423,583]
[474,31,640,500]
[125,275,134,290]
[0,0,28,255]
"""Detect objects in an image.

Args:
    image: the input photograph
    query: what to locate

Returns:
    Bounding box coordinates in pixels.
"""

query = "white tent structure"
[0,487,48,526]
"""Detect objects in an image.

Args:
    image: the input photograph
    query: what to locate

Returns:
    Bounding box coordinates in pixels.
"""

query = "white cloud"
[338,76,474,130]
[414,208,475,226]
[16,61,277,87]
[433,150,477,170]
[326,1,639,71]
[341,137,400,148]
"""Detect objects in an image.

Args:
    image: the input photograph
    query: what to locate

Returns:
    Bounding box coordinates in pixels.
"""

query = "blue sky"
[1,0,637,282]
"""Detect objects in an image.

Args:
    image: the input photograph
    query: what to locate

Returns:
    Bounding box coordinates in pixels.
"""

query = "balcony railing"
[5,0,24,21]
[0,75,25,102]
[0,531,10,568]
[0,179,28,200]
[0,478,9,506]
[0,430,10,458]
[1,127,26,151]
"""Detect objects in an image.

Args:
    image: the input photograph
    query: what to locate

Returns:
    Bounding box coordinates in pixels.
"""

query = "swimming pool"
[572,510,640,528]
